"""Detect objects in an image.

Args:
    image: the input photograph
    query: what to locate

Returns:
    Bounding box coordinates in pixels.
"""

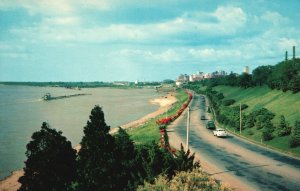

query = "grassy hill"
[212,85,300,157]
[213,85,300,125]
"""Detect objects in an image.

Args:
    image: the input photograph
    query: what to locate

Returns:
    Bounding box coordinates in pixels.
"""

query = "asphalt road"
[168,94,300,191]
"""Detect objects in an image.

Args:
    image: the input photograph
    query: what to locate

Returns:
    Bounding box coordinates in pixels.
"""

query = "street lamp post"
[240,103,242,134]
[187,106,190,150]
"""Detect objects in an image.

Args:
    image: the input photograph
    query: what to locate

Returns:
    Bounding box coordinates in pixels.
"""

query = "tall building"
[189,72,204,82]
[243,66,249,74]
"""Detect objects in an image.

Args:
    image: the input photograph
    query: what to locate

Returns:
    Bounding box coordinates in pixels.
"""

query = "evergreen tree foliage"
[163,127,170,149]
[277,115,291,137]
[289,121,300,148]
[134,142,167,184]
[114,127,136,190]
[174,144,200,172]
[262,121,275,141]
[18,122,76,191]
[77,105,117,191]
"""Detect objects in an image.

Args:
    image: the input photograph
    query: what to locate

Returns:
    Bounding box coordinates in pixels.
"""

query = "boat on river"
[42,93,52,100]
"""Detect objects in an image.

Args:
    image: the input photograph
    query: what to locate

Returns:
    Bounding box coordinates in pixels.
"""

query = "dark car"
[201,115,206,120]
[206,120,216,130]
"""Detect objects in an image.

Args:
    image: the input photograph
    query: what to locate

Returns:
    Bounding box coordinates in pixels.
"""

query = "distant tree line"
[0,81,162,88]
[18,105,199,191]
[198,58,300,93]
[188,86,300,147]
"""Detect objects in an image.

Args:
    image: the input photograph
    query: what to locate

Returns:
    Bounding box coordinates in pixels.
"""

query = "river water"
[0,85,161,179]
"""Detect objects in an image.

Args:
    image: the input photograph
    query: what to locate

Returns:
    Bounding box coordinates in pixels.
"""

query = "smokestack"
[285,51,288,61]
[293,46,295,60]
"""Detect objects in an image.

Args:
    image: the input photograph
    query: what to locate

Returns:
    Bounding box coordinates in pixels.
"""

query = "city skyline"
[0,0,300,82]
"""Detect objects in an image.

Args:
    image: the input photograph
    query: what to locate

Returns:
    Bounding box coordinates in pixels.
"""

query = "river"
[0,85,162,179]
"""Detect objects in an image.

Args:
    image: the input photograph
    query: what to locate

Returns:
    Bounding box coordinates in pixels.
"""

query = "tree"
[238,73,253,88]
[114,127,136,190]
[225,72,238,86]
[134,142,167,184]
[289,121,300,148]
[18,122,76,191]
[77,105,117,191]
[244,113,255,129]
[262,121,274,141]
[276,115,291,137]
[174,144,199,172]
[288,76,300,93]
[252,65,273,86]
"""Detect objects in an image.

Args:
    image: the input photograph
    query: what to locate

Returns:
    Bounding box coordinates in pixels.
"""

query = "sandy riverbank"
[0,93,177,191]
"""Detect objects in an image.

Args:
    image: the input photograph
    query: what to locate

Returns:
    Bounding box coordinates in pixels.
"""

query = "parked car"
[206,121,216,130]
[213,129,227,137]
[201,115,206,120]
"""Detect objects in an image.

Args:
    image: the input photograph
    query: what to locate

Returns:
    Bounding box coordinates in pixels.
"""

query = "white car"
[213,129,227,137]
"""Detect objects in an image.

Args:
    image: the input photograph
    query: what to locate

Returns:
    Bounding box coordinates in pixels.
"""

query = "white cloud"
[43,16,80,26]
[0,0,111,15]
[188,48,242,61]
[212,6,247,33]
[261,11,289,25]
[152,6,247,36]
[114,49,181,63]
[7,5,249,44]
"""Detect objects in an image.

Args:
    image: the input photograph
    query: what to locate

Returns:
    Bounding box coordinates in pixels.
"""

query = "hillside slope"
[213,85,300,125]
[211,85,300,156]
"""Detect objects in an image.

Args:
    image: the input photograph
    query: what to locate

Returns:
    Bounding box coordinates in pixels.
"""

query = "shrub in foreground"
[137,168,232,191]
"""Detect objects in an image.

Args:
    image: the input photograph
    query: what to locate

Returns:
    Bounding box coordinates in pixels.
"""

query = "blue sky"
[0,0,299,82]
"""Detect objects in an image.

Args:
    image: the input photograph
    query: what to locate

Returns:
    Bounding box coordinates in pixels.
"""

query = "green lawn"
[213,85,300,158]
[214,85,300,125]
[129,89,188,144]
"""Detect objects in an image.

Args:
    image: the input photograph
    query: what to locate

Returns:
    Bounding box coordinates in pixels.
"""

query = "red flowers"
[156,90,193,125]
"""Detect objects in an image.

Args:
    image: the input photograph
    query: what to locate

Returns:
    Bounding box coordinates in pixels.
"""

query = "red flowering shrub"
[156,90,192,125]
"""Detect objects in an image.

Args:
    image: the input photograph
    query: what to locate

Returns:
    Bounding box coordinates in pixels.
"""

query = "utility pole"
[186,106,190,150]
[240,103,242,134]
[165,109,168,119]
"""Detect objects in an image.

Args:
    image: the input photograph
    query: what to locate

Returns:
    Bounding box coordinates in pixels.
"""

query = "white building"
[176,74,189,87]
[189,72,205,82]
[243,66,249,74]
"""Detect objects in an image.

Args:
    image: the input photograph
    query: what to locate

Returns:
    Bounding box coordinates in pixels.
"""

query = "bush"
[241,104,248,110]
[247,130,254,135]
[262,130,273,141]
[289,137,300,148]
[289,120,300,148]
[137,168,232,191]
[222,99,235,106]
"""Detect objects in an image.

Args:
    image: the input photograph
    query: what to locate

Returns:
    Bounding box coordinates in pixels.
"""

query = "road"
[168,94,300,191]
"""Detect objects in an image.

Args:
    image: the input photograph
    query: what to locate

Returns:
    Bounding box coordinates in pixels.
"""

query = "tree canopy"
[77,105,117,191]
[18,122,76,191]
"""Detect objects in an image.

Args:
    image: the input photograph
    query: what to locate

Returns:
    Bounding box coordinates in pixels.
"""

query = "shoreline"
[0,92,177,191]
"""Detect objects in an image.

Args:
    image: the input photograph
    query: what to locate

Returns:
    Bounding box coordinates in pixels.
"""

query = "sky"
[0,0,300,82]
